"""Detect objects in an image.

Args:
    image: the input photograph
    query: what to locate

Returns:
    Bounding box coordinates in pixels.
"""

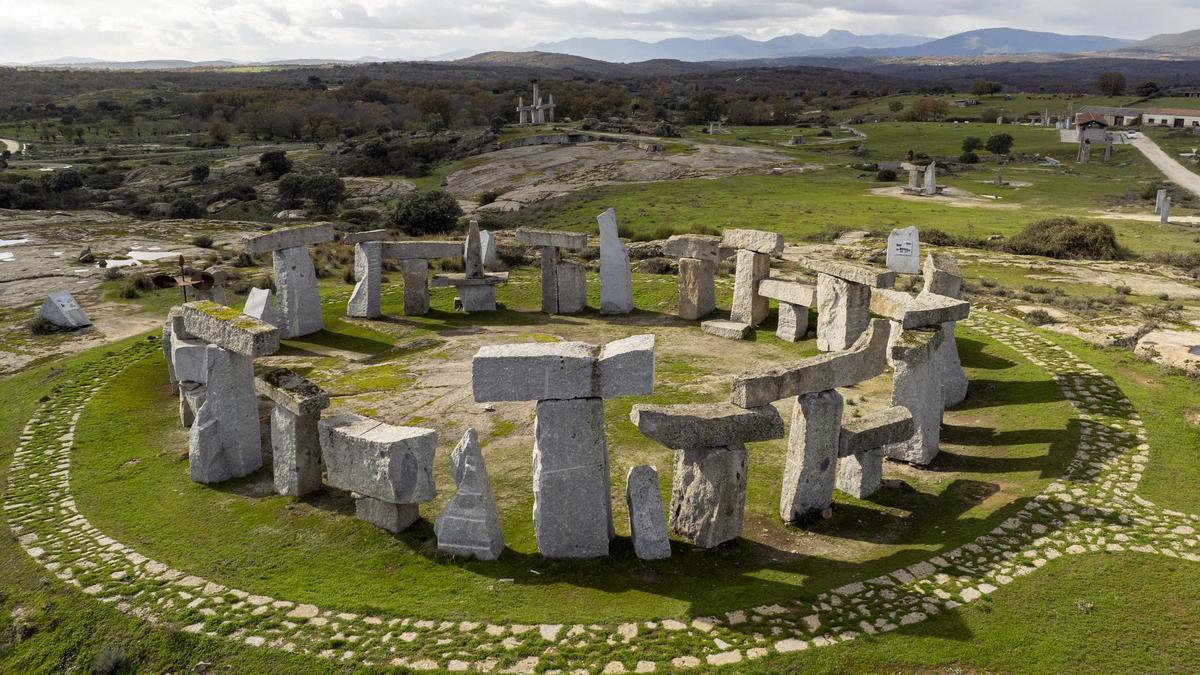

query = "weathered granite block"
[270,406,323,497]
[273,246,324,338]
[721,228,784,255]
[381,241,462,260]
[188,345,262,484]
[464,220,484,279]
[342,229,389,245]
[39,291,90,328]
[922,253,962,299]
[626,465,671,560]
[597,334,655,398]
[885,225,921,274]
[162,317,178,394]
[539,246,560,313]
[868,288,969,328]
[243,287,282,327]
[777,302,808,342]
[516,229,588,250]
[757,279,815,306]
[663,234,721,262]
[731,318,889,408]
[669,445,748,548]
[178,381,206,428]
[255,368,330,417]
[347,241,382,318]
[171,332,209,384]
[816,273,872,352]
[555,261,587,314]
[457,284,498,312]
[630,402,784,450]
[435,428,505,560]
[243,223,334,255]
[533,398,612,559]
[937,323,968,407]
[730,250,770,326]
[884,327,945,465]
[701,319,752,340]
[779,390,843,522]
[401,259,430,316]
[181,301,280,358]
[319,413,437,504]
[355,495,420,534]
[678,257,716,320]
[836,450,883,499]
[472,341,598,402]
[838,406,914,458]
[598,208,634,314]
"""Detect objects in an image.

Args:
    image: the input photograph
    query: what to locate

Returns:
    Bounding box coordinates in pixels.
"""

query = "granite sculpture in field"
[597,208,634,314]
[244,223,334,338]
[516,228,589,314]
[701,228,783,340]
[795,256,895,352]
[39,291,91,329]
[435,428,505,560]
[432,220,509,312]
[345,230,465,318]
[256,368,330,497]
[662,234,721,320]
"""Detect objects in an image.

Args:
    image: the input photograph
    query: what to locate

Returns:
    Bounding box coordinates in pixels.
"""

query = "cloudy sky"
[2,0,1197,63]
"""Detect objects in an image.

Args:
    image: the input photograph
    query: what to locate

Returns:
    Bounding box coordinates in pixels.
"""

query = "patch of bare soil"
[868,185,1020,209]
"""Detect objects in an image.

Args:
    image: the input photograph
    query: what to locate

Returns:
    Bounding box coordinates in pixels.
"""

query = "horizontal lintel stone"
[255,368,330,417]
[515,228,588,250]
[757,278,816,306]
[182,301,279,357]
[430,272,509,287]
[869,288,970,328]
[343,229,391,245]
[662,234,721,262]
[839,406,914,457]
[244,223,335,255]
[381,241,463,260]
[630,402,784,449]
[721,228,784,255]
[795,256,896,288]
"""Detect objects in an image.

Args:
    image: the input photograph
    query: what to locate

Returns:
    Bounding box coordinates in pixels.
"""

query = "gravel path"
[1130,134,1200,199]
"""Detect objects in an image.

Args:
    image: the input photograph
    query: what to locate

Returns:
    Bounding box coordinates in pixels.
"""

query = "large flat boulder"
[244,223,334,255]
[516,228,588,250]
[182,301,279,357]
[630,402,784,449]
[795,256,895,288]
[319,413,437,504]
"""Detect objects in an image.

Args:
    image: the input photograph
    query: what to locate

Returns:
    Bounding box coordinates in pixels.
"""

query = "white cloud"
[0,0,1196,63]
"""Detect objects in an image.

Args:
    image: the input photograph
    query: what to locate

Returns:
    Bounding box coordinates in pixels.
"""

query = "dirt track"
[1131,135,1200,199]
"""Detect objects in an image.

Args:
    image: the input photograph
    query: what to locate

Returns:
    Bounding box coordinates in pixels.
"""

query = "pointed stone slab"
[342,229,390,245]
[922,253,962,299]
[626,465,671,560]
[243,287,282,327]
[182,301,280,357]
[838,406,914,458]
[244,223,334,255]
[721,228,784,255]
[598,208,634,314]
[757,279,815,306]
[597,334,655,398]
[255,368,330,417]
[381,241,463,260]
[731,318,890,408]
[318,412,437,504]
[435,428,505,561]
[869,288,970,328]
[516,228,587,250]
[630,402,784,450]
[795,256,895,288]
[662,234,721,262]
[39,291,91,328]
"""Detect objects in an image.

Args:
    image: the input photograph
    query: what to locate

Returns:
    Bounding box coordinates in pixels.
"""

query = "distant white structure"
[517,83,556,125]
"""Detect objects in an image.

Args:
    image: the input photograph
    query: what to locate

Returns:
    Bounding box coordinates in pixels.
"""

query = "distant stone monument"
[885,226,920,274]
[432,221,509,312]
[38,291,90,329]
[662,234,721,320]
[516,82,556,125]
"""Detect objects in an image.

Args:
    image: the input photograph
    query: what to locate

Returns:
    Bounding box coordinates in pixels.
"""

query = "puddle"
[100,249,183,268]
[0,252,14,262]
[1188,346,1200,356]
[0,237,29,247]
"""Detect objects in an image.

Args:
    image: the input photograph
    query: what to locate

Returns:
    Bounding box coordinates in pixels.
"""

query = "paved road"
[1130,134,1200,199]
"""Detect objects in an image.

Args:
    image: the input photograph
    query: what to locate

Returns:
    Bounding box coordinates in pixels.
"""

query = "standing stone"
[884,327,944,465]
[836,450,882,499]
[729,249,770,326]
[319,413,438,504]
[670,445,748,548]
[244,287,283,327]
[885,226,921,275]
[779,390,843,522]
[597,208,634,314]
[539,246,560,313]
[347,242,382,318]
[835,406,914,500]
[1079,140,1091,163]
[1161,197,1170,224]
[178,382,206,428]
[776,302,808,342]
[533,398,612,558]
[906,169,921,191]
[401,259,430,315]
[479,229,499,270]
[273,246,324,338]
[677,257,715,320]
[923,163,937,196]
[555,261,587,314]
[923,254,968,407]
[38,291,91,329]
[256,369,330,497]
[189,345,262,483]
[625,465,671,560]
[1155,189,1167,214]
[816,274,871,352]
[464,221,484,279]
[435,428,505,561]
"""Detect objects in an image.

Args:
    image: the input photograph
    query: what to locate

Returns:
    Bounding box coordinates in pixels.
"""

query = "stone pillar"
[533,398,613,559]
[777,302,808,342]
[625,465,671,560]
[816,273,871,352]
[836,451,883,499]
[435,428,505,560]
[347,242,382,319]
[458,285,497,312]
[555,261,587,314]
[1161,197,1170,224]
[678,257,715,320]
[597,208,634,314]
[257,369,330,497]
[670,445,748,548]
[923,253,968,407]
[923,163,937,196]
[189,346,262,484]
[401,259,430,315]
[1155,189,1167,214]
[729,249,770,326]
[540,246,560,313]
[356,496,420,533]
[884,327,945,465]
[779,390,843,522]
[835,406,913,500]
[273,246,324,339]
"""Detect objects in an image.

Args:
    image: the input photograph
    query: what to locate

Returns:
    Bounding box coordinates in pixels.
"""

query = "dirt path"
[1130,135,1200,199]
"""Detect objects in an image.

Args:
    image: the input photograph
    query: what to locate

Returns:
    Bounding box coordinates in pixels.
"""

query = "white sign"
[885,226,921,274]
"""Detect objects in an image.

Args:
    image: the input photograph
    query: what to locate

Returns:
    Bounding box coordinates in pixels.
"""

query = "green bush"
[191,234,215,248]
[1023,309,1056,326]
[959,151,979,164]
[391,190,462,236]
[876,168,898,182]
[1003,218,1124,260]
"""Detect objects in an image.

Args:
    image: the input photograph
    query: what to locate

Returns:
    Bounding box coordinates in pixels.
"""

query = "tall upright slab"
[885,226,921,274]
[533,398,613,558]
[677,257,715,320]
[435,428,505,560]
[779,390,843,521]
[883,327,945,465]
[729,249,770,326]
[244,224,334,339]
[922,253,968,407]
[597,208,634,314]
[347,241,382,319]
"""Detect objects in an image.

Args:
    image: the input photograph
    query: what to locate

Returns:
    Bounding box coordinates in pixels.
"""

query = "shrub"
[191,164,210,183]
[303,174,346,213]
[28,316,61,335]
[1114,284,1132,296]
[1003,218,1123,260]
[959,151,979,164]
[985,133,1015,155]
[101,267,122,281]
[391,190,462,236]
[191,234,215,248]
[1023,309,1056,326]
[169,197,202,219]
[45,169,84,193]
[91,645,127,675]
[479,190,499,206]
[961,136,983,153]
[258,150,292,179]
[277,173,306,208]
[875,168,897,182]
[337,208,382,227]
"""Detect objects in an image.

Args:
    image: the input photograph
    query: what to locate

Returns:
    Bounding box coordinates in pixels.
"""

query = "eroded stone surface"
[435,429,504,561]
[670,445,748,548]
[678,258,716,320]
[347,242,382,319]
[663,234,721,262]
[182,301,280,358]
[39,291,91,328]
[189,345,262,484]
[779,391,843,522]
[626,465,671,560]
[319,413,437,504]
[243,223,334,255]
[272,246,324,338]
[884,327,944,465]
[630,403,784,450]
[598,208,634,314]
[729,250,770,327]
[816,274,872,352]
[533,399,612,559]
[401,259,430,316]
[721,229,784,255]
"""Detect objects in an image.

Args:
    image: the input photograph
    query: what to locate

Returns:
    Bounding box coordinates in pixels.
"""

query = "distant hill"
[857,28,1133,57]
[455,51,718,77]
[525,30,932,63]
[1119,29,1200,57]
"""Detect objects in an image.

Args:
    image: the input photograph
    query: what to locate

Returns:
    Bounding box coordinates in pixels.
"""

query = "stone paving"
[7,315,1200,672]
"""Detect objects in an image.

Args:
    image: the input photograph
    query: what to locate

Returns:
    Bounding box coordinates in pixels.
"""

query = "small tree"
[259,150,292,179]
[303,174,346,214]
[888,100,904,113]
[1096,72,1127,96]
[1136,81,1160,97]
[961,136,983,153]
[985,133,1015,156]
[208,120,229,146]
[46,169,83,193]
[910,97,950,122]
[277,173,306,208]
[391,190,462,236]
[169,197,203,219]
[191,164,210,183]
[971,80,1002,96]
